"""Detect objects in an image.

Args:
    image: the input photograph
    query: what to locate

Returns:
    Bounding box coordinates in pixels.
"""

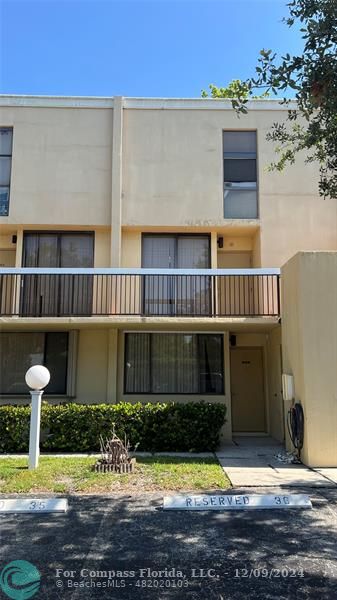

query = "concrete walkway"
[216,437,337,488]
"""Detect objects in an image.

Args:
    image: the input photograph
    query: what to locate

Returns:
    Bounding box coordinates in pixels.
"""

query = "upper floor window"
[223,131,258,219]
[0,128,13,216]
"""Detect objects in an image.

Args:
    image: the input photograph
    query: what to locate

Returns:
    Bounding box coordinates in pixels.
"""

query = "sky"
[0,0,303,97]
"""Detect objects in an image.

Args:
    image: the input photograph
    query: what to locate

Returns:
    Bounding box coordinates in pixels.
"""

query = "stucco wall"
[282,252,337,466]
[76,329,109,403]
[94,229,111,267]
[121,230,142,267]
[260,191,337,267]
[252,231,261,268]
[266,326,284,442]
[0,106,113,226]
[1,99,336,269]
[122,108,224,226]
[121,106,337,268]
[0,234,17,251]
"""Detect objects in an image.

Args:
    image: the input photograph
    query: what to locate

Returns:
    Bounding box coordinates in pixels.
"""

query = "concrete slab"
[314,469,337,484]
[233,436,283,447]
[217,436,284,459]
[216,448,283,459]
[216,441,337,488]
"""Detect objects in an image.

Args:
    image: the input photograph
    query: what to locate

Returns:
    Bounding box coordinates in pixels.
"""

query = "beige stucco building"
[0,95,336,466]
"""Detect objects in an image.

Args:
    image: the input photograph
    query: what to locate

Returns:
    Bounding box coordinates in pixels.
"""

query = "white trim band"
[0,267,281,276]
[0,95,296,111]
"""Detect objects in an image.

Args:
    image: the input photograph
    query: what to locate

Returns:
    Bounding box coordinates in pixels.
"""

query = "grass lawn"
[0,456,231,494]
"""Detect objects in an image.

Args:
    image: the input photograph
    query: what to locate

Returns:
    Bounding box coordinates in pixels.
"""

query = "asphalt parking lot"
[1,487,337,600]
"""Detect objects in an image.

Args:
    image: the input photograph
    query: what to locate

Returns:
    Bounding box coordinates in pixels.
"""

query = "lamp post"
[25,365,50,470]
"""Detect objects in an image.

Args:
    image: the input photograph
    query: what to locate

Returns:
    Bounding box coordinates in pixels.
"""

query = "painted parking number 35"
[0,501,46,509]
[274,496,290,505]
[29,501,46,511]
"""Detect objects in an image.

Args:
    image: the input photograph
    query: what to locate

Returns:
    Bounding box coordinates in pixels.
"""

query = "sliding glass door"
[21,233,94,316]
[142,234,211,316]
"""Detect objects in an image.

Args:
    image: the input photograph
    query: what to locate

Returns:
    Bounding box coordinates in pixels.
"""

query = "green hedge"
[0,402,226,453]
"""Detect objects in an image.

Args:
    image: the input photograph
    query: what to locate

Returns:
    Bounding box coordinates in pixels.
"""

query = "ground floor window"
[124,333,224,394]
[0,332,68,394]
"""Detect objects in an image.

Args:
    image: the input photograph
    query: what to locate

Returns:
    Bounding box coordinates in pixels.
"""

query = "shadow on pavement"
[1,487,337,599]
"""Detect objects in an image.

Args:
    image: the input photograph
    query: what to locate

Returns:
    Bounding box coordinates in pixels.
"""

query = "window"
[223,131,258,219]
[142,234,211,315]
[124,333,224,394]
[21,232,94,316]
[142,234,210,270]
[0,332,68,394]
[0,128,13,216]
[23,232,94,268]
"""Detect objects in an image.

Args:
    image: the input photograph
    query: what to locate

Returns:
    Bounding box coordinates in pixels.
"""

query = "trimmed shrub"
[0,401,226,453]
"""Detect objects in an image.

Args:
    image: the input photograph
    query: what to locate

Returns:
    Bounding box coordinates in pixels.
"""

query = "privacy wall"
[282,252,337,467]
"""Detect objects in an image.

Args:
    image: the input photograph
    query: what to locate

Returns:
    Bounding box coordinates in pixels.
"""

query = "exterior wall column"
[222,331,232,441]
[210,231,218,268]
[15,228,23,267]
[110,97,123,267]
[106,329,118,403]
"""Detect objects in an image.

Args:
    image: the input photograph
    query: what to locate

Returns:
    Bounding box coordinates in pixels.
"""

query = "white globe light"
[25,365,50,390]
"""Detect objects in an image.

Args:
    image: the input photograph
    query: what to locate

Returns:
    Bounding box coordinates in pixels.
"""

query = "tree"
[202,79,250,99]
[201,79,268,100]
[203,1,337,199]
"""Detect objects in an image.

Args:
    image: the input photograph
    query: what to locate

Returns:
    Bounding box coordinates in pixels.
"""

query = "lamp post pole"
[28,390,43,470]
[25,365,50,470]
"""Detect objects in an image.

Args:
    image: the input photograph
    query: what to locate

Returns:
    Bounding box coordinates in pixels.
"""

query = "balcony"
[0,268,280,318]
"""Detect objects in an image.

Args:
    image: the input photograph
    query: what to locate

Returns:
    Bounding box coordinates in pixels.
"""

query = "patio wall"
[282,252,337,467]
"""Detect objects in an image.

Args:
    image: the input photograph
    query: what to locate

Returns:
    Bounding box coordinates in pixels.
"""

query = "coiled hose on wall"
[287,403,304,459]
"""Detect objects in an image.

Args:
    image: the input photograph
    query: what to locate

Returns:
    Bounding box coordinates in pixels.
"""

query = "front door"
[230,346,266,433]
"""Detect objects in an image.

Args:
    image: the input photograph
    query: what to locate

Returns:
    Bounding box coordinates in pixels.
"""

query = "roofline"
[0,94,296,111]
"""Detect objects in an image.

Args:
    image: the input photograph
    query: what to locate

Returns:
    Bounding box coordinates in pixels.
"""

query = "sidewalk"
[216,437,337,488]
[0,451,213,459]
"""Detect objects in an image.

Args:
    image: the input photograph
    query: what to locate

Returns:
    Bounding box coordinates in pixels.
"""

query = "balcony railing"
[0,268,280,318]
